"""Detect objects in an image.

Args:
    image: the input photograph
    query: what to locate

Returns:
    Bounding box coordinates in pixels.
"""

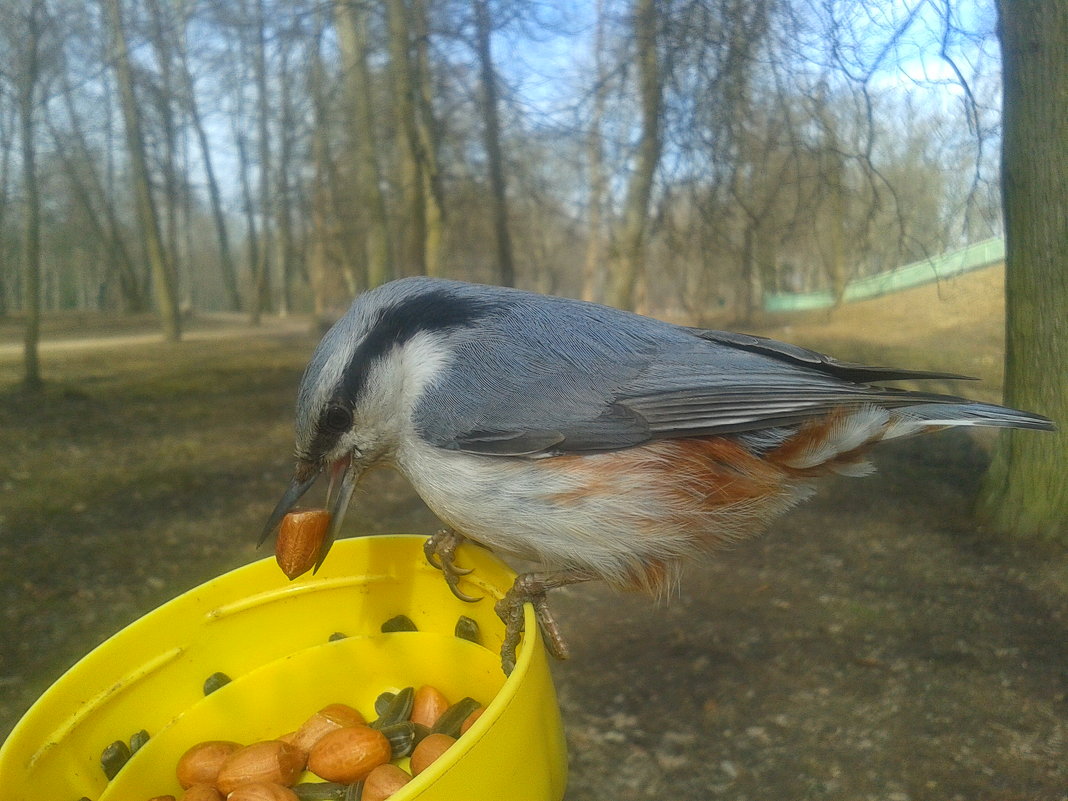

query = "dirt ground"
[1,268,1065,800]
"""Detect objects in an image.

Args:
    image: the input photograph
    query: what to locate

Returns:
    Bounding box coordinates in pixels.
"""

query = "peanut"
[410,685,450,729]
[215,741,305,794]
[275,509,331,580]
[225,782,300,801]
[291,703,367,753]
[409,732,456,776]
[307,725,391,783]
[176,740,242,789]
[362,763,412,801]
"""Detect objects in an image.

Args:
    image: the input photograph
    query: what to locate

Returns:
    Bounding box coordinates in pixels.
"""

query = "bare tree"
[103,0,181,341]
[274,30,300,316]
[307,6,360,313]
[388,0,427,276]
[608,0,662,310]
[52,55,145,311]
[0,0,1009,332]
[977,0,1068,541]
[13,0,47,388]
[0,77,19,317]
[250,0,273,323]
[582,0,609,303]
[473,0,515,287]
[411,0,445,276]
[144,0,183,302]
[334,0,393,288]
[174,2,241,311]
[811,85,848,307]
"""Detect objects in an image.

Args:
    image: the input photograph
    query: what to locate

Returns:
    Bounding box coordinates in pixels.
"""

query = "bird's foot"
[495,569,592,675]
[424,528,480,603]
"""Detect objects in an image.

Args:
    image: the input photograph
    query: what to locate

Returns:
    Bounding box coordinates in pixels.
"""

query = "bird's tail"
[882,401,1054,437]
[764,401,1053,478]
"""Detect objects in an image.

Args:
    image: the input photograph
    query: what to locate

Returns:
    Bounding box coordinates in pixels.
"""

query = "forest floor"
[1,265,1065,800]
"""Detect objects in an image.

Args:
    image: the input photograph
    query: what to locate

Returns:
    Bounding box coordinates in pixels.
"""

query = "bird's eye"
[322,404,353,432]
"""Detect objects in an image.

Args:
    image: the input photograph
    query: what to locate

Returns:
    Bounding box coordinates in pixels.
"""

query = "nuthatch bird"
[262,277,1053,672]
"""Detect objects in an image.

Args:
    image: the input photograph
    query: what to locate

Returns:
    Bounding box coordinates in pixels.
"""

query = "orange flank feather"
[537,410,897,596]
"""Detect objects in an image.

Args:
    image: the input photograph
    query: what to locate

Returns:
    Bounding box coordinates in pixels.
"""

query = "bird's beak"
[315,454,359,572]
[259,455,361,573]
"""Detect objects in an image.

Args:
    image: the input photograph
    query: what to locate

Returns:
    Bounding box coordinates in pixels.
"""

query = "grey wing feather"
[447,429,566,455]
[686,328,976,383]
[618,383,972,437]
[411,288,1041,456]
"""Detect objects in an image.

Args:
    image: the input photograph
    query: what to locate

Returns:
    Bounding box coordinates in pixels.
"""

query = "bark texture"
[977,0,1068,542]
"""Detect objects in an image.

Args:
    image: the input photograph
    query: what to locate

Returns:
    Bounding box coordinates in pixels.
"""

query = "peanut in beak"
[274,508,332,580]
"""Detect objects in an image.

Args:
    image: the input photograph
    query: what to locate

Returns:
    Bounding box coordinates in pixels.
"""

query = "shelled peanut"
[177,741,242,788]
[274,509,331,580]
[157,686,485,801]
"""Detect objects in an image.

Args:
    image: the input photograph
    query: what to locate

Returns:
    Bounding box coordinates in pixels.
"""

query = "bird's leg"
[496,569,594,675]
[424,528,480,603]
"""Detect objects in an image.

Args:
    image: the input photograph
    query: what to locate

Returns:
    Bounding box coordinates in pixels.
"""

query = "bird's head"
[259,277,503,570]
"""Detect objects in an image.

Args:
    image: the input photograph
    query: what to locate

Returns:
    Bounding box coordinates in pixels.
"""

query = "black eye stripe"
[304,283,505,464]
[337,288,504,406]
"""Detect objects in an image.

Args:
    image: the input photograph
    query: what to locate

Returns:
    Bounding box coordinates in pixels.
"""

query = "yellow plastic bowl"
[0,535,567,801]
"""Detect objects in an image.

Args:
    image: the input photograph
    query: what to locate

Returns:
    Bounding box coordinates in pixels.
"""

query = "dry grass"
[756,263,1007,403]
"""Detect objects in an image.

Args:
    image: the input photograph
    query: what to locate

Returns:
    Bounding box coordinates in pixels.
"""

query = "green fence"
[763,237,1005,313]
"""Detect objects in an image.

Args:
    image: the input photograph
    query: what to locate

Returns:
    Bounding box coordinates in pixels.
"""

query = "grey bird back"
[405,280,1050,456]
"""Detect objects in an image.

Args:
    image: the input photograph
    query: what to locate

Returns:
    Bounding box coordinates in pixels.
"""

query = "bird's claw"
[424,528,481,603]
[495,574,573,675]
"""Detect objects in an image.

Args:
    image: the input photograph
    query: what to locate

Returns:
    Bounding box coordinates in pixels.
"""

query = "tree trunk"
[825,155,848,309]
[608,0,661,310]
[388,0,426,276]
[334,0,394,289]
[412,0,445,276]
[473,0,514,287]
[104,0,181,341]
[249,0,273,324]
[308,152,334,316]
[0,104,12,317]
[236,131,261,313]
[176,6,241,312]
[582,0,608,303]
[977,0,1068,542]
[18,0,43,390]
[737,222,757,327]
[145,0,182,309]
[309,14,359,310]
[276,44,296,316]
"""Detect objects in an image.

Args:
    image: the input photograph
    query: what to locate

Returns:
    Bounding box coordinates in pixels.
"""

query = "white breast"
[392,436,750,593]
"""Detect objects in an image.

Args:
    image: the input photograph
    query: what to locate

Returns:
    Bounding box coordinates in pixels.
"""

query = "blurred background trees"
[0,0,1003,328]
